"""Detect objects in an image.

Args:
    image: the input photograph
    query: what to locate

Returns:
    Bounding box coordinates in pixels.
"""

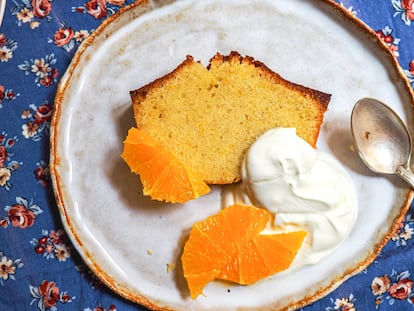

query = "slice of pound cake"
[130,51,331,184]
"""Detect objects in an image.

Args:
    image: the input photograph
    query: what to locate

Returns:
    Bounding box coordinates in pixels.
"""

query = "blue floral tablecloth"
[2,0,414,310]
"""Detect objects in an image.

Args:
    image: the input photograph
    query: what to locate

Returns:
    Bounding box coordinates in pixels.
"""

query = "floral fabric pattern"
[325,294,356,311]
[1,0,414,310]
[392,0,414,25]
[49,26,90,53]
[0,252,23,285]
[375,26,400,57]
[31,229,71,261]
[21,102,52,141]
[1,197,43,229]
[30,280,74,310]
[372,271,414,308]
[0,133,20,190]
[0,33,17,62]
[11,0,53,28]
[0,83,19,108]
[18,54,59,87]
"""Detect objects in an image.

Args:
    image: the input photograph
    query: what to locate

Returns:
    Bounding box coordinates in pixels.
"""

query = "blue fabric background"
[1,1,414,310]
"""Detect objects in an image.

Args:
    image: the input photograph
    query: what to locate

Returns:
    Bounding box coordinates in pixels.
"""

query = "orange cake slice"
[130,51,331,184]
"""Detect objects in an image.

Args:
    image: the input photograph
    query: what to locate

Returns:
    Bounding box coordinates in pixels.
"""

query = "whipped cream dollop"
[224,128,358,265]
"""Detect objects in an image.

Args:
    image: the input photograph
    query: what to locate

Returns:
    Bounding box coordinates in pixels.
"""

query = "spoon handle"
[397,166,414,189]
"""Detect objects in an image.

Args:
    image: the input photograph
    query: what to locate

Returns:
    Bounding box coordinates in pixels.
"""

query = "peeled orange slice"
[181,204,307,298]
[121,127,210,203]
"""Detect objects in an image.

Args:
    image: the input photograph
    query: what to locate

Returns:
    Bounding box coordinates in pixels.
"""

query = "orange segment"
[121,127,159,168]
[236,231,307,285]
[181,204,307,298]
[121,127,210,203]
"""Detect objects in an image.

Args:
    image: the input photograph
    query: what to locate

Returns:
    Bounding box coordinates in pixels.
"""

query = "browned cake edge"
[130,55,199,126]
[130,51,331,148]
[208,51,331,147]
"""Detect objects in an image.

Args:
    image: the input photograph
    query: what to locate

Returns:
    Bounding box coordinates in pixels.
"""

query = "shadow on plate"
[324,121,406,188]
[105,102,185,214]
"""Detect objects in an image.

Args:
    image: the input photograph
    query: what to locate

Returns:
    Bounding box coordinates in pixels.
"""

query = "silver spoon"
[351,97,414,188]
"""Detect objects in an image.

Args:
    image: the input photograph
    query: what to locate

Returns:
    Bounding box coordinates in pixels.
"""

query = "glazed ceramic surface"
[51,0,414,310]
[0,0,5,27]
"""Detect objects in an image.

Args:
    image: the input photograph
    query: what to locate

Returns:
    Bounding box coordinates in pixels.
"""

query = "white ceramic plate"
[51,0,414,310]
[0,0,6,28]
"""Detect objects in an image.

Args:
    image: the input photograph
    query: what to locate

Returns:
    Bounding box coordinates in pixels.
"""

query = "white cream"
[224,128,358,265]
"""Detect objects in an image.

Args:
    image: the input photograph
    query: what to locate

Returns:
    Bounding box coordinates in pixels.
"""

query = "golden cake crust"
[130,51,331,184]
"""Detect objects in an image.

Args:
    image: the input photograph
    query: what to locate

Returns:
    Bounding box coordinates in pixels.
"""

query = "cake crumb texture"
[130,51,331,184]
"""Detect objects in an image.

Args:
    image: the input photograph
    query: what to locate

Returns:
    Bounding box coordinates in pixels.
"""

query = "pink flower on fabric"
[388,278,413,300]
[0,146,7,168]
[33,103,53,124]
[409,60,414,75]
[53,27,75,47]
[38,280,60,308]
[8,204,35,228]
[31,0,52,18]
[85,0,107,19]
[402,0,414,20]
[372,275,391,296]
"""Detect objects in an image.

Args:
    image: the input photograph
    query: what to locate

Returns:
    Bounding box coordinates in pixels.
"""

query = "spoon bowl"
[351,98,414,188]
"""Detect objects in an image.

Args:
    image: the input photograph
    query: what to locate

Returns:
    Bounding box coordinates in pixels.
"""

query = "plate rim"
[50,0,414,310]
